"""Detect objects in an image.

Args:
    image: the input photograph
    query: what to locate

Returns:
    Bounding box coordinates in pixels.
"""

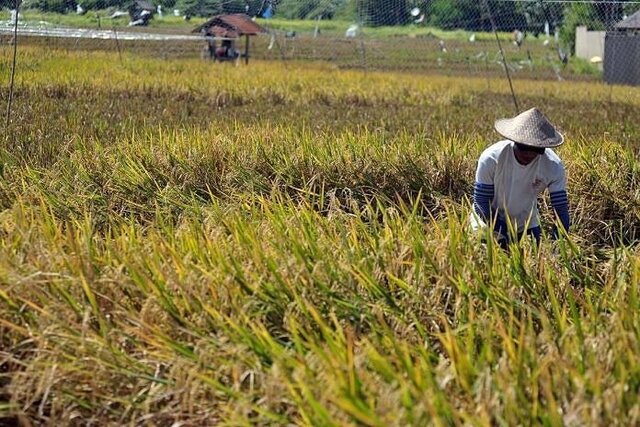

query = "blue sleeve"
[550,190,570,238]
[473,182,494,222]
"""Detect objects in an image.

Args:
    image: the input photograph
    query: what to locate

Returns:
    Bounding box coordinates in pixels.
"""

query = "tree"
[489,0,527,32]
[428,0,464,30]
[31,0,76,13]
[515,0,564,37]
[175,0,266,18]
[559,0,634,53]
[332,0,356,20]
[176,0,221,17]
[428,0,524,32]
[220,0,248,13]
[78,0,127,11]
[156,0,177,9]
[277,0,321,19]
[0,0,12,7]
[276,0,349,20]
[356,0,409,26]
[243,0,266,16]
[592,0,625,28]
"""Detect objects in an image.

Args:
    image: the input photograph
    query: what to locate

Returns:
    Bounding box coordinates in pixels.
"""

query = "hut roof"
[615,10,640,30]
[193,14,266,38]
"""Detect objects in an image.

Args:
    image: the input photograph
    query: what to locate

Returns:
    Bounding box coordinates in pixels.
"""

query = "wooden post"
[245,34,249,65]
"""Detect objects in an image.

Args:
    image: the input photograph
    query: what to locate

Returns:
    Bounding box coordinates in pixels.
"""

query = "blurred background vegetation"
[2,0,640,54]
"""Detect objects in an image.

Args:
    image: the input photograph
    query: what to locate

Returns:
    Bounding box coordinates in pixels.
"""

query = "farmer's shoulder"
[479,140,511,164]
[542,148,565,172]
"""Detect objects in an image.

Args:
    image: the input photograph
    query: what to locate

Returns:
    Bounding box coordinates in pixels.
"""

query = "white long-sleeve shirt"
[472,140,567,233]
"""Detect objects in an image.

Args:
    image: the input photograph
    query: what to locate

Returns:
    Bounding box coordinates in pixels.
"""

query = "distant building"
[604,10,640,86]
[193,14,266,64]
[575,26,605,64]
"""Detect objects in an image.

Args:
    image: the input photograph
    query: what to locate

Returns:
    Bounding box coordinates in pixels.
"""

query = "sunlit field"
[1,47,639,425]
[0,31,601,78]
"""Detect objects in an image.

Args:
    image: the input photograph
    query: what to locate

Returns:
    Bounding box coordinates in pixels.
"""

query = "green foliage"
[357,0,409,26]
[77,0,127,10]
[31,0,76,13]
[277,0,348,20]
[276,0,320,19]
[427,0,463,30]
[560,3,604,54]
[156,0,176,9]
[426,0,526,31]
[176,0,218,18]
[559,1,637,54]
[591,0,625,28]
[514,0,563,36]
[567,56,602,76]
[331,0,356,20]
[174,0,262,18]
[14,0,640,34]
[218,0,248,13]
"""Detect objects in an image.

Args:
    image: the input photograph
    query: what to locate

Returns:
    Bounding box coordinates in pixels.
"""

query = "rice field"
[1,47,640,425]
[1,25,599,78]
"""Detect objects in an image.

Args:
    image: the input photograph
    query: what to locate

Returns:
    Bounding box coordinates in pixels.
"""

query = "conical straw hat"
[494,107,564,148]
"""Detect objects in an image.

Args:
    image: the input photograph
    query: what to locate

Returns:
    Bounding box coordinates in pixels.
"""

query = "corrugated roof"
[193,14,266,37]
[615,10,640,30]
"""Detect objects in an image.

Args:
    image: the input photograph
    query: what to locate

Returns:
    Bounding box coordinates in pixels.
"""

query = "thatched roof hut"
[193,14,266,64]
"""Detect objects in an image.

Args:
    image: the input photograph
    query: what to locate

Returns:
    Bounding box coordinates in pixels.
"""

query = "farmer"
[471,107,570,248]
[216,39,238,60]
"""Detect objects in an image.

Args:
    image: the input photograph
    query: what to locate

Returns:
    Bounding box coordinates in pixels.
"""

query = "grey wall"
[604,32,640,86]
[575,26,605,62]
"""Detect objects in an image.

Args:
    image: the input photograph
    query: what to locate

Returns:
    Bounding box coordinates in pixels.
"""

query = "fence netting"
[1,1,639,84]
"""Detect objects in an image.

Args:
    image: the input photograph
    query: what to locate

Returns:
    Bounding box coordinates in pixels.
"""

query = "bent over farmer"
[471,107,570,247]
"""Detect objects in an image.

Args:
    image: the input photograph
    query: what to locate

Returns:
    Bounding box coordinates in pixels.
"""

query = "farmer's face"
[513,144,542,165]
